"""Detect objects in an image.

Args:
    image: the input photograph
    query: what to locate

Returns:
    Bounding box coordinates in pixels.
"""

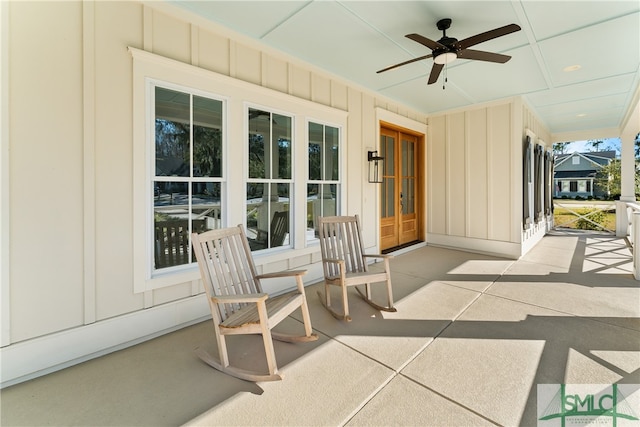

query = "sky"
[565,138,621,154]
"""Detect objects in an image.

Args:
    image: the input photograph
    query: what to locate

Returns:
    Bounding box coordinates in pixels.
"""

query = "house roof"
[555,150,616,168]
[169,1,639,139]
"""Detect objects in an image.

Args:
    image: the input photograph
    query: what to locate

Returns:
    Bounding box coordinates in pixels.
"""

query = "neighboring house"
[554,151,616,199]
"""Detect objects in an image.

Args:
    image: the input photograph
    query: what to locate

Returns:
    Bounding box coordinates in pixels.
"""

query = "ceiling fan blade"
[427,63,444,85]
[457,24,521,50]
[377,54,433,73]
[406,33,446,51]
[457,49,512,63]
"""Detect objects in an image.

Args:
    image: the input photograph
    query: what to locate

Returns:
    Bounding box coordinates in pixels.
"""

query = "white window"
[246,107,293,251]
[152,85,224,270]
[572,156,580,165]
[307,121,341,240]
[130,47,347,293]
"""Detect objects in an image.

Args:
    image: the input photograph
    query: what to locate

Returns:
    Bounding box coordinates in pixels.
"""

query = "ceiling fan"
[377,18,521,85]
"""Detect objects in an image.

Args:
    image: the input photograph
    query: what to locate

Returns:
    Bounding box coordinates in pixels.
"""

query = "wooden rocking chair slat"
[192,225,318,381]
[317,215,396,321]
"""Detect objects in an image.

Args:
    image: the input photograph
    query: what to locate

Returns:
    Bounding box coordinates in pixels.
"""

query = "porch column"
[619,131,636,203]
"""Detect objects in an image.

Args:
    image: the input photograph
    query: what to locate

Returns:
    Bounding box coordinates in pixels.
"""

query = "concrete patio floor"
[1,230,639,426]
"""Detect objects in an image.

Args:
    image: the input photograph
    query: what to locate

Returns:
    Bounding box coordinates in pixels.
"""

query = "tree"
[588,139,604,151]
[595,159,640,199]
[553,142,571,154]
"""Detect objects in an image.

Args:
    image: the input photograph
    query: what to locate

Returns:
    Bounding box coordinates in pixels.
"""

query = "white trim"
[551,128,620,144]
[0,0,10,347]
[0,294,211,388]
[129,47,347,293]
[426,233,521,259]
[375,108,428,250]
[375,108,427,135]
[521,220,547,256]
[82,1,97,325]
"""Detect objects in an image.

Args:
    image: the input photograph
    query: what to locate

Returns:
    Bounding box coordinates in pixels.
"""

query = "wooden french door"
[380,126,422,251]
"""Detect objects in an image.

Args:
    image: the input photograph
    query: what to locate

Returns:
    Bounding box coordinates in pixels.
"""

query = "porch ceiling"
[169,1,640,139]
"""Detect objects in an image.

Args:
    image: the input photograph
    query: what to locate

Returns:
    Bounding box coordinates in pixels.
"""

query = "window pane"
[248,108,268,179]
[192,182,222,232]
[322,184,337,217]
[307,184,319,236]
[274,114,292,180]
[153,181,190,269]
[246,183,266,249]
[308,122,322,180]
[246,183,290,250]
[193,96,222,178]
[326,125,339,180]
[155,87,190,177]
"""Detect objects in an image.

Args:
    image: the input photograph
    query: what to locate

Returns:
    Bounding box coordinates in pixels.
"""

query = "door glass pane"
[382,135,395,175]
[402,139,415,176]
[384,178,395,218]
[155,87,190,177]
[402,178,415,214]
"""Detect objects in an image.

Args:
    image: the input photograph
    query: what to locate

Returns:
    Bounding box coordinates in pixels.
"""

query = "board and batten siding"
[2,1,432,385]
[427,100,548,258]
[2,0,552,386]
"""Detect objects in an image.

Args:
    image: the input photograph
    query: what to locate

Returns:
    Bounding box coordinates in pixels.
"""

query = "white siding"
[2,0,551,385]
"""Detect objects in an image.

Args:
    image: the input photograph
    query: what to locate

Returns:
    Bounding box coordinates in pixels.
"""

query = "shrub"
[575,209,606,230]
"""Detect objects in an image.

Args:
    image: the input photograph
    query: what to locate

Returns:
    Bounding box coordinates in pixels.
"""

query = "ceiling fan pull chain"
[443,63,447,90]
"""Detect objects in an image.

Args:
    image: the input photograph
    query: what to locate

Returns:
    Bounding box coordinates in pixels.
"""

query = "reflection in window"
[153,86,224,270]
[307,122,340,239]
[246,108,292,250]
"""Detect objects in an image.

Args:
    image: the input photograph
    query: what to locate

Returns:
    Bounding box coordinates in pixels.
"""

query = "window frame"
[130,47,348,293]
[151,82,226,273]
[305,118,343,243]
[244,103,296,252]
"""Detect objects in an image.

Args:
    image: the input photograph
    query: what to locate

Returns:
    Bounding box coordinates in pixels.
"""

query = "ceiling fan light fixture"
[434,52,457,65]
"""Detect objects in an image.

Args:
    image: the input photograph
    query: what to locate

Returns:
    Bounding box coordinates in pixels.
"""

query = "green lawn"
[553,202,616,231]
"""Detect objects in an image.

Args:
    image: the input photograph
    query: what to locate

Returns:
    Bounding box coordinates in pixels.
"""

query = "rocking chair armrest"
[363,254,394,260]
[211,293,269,304]
[255,270,308,280]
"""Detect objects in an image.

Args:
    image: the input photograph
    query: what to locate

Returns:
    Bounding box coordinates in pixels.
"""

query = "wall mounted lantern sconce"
[367,150,384,184]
